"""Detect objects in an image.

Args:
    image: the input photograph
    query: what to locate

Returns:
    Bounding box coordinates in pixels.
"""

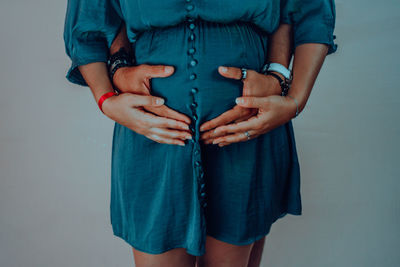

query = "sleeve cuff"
[293,19,338,55]
[65,40,110,87]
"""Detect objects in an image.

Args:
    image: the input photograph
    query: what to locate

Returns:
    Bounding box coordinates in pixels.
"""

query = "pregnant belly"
[132,19,268,126]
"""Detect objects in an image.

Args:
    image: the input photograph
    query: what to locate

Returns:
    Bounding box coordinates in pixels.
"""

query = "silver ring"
[244,131,251,140]
[241,68,247,81]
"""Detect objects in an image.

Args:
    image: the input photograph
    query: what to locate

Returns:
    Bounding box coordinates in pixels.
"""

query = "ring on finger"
[240,67,248,81]
[244,131,251,140]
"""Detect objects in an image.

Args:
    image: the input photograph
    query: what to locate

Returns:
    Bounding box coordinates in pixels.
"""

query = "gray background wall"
[0,0,399,266]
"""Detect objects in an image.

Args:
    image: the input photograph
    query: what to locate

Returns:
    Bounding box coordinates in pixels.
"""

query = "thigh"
[132,247,196,267]
[247,236,266,267]
[196,235,254,267]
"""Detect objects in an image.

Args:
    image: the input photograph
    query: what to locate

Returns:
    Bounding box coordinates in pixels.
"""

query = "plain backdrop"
[0,0,399,266]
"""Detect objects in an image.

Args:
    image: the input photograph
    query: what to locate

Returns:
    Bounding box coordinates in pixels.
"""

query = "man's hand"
[113,64,192,126]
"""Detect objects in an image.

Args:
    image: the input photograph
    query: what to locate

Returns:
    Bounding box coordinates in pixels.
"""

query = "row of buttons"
[185,0,207,209]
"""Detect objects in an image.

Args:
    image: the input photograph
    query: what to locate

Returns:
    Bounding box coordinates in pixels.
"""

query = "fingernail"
[156,98,164,105]
[179,143,185,146]
[235,98,244,104]
[200,126,205,131]
[220,66,228,73]
[165,66,173,73]
[186,135,192,140]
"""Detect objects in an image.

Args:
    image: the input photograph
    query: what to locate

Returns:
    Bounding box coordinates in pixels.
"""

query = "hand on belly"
[112,63,194,145]
[199,65,283,146]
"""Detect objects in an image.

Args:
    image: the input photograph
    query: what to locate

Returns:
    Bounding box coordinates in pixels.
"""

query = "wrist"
[266,73,283,95]
[285,89,307,115]
[286,95,298,119]
[113,66,129,85]
[97,91,118,114]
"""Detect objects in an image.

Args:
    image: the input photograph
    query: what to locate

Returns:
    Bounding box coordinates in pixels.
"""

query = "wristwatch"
[107,47,135,93]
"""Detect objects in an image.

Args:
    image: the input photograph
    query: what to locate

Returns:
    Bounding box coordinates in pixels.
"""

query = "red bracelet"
[98,91,117,114]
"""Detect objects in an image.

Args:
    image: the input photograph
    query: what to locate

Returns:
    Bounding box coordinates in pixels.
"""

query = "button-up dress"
[63,0,337,256]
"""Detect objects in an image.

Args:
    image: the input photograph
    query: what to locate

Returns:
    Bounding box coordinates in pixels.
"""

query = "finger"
[218,142,230,147]
[213,131,260,145]
[199,108,241,132]
[127,94,165,107]
[200,127,230,141]
[144,112,191,130]
[144,105,191,124]
[218,66,257,81]
[213,116,262,135]
[140,64,175,78]
[218,66,243,80]
[235,96,269,109]
[200,107,256,140]
[149,127,192,141]
[146,133,186,146]
[233,108,258,123]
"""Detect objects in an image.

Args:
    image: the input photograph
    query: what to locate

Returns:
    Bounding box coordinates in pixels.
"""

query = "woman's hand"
[209,94,297,147]
[102,92,193,146]
[113,64,192,125]
[199,66,282,144]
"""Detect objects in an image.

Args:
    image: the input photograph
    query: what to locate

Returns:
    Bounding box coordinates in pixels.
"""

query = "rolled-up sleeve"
[63,0,123,86]
[281,0,337,55]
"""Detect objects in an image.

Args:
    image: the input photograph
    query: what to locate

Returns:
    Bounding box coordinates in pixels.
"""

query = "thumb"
[218,66,242,80]
[235,96,267,108]
[129,94,165,107]
[144,65,175,78]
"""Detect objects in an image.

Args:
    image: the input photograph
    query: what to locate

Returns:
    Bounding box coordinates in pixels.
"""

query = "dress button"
[188,33,195,41]
[200,192,206,197]
[185,0,191,2]
[189,73,197,80]
[203,202,208,208]
[193,114,198,121]
[189,23,196,30]
[194,149,200,155]
[190,126,195,132]
[191,102,197,108]
[186,17,195,22]
[187,47,196,55]
[191,87,198,94]
[195,160,201,167]
[190,59,198,67]
[200,183,205,189]
[186,4,194,11]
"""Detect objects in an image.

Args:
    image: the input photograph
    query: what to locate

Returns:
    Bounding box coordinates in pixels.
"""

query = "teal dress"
[64,0,337,256]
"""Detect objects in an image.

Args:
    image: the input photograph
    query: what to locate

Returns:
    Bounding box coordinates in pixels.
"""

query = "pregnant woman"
[63,0,337,266]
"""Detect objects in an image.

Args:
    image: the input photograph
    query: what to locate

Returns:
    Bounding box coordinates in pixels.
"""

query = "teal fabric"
[64,0,337,256]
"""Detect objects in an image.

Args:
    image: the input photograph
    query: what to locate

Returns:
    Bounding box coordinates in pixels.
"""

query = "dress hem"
[205,209,302,247]
[111,208,301,257]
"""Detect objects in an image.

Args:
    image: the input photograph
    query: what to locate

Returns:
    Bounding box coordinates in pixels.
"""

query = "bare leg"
[196,235,254,267]
[247,236,266,267]
[132,247,196,267]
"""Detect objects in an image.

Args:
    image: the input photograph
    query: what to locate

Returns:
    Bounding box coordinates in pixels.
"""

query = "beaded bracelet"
[266,71,290,96]
[107,47,135,93]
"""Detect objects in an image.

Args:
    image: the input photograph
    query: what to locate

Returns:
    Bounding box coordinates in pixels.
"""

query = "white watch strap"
[267,63,291,80]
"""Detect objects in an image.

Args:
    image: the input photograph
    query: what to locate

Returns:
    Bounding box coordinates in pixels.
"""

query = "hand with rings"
[200,65,295,147]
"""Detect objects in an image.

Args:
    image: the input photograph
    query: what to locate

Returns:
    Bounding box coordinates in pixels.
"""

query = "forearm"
[289,43,329,113]
[266,23,293,69]
[110,22,132,56]
[78,62,114,103]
